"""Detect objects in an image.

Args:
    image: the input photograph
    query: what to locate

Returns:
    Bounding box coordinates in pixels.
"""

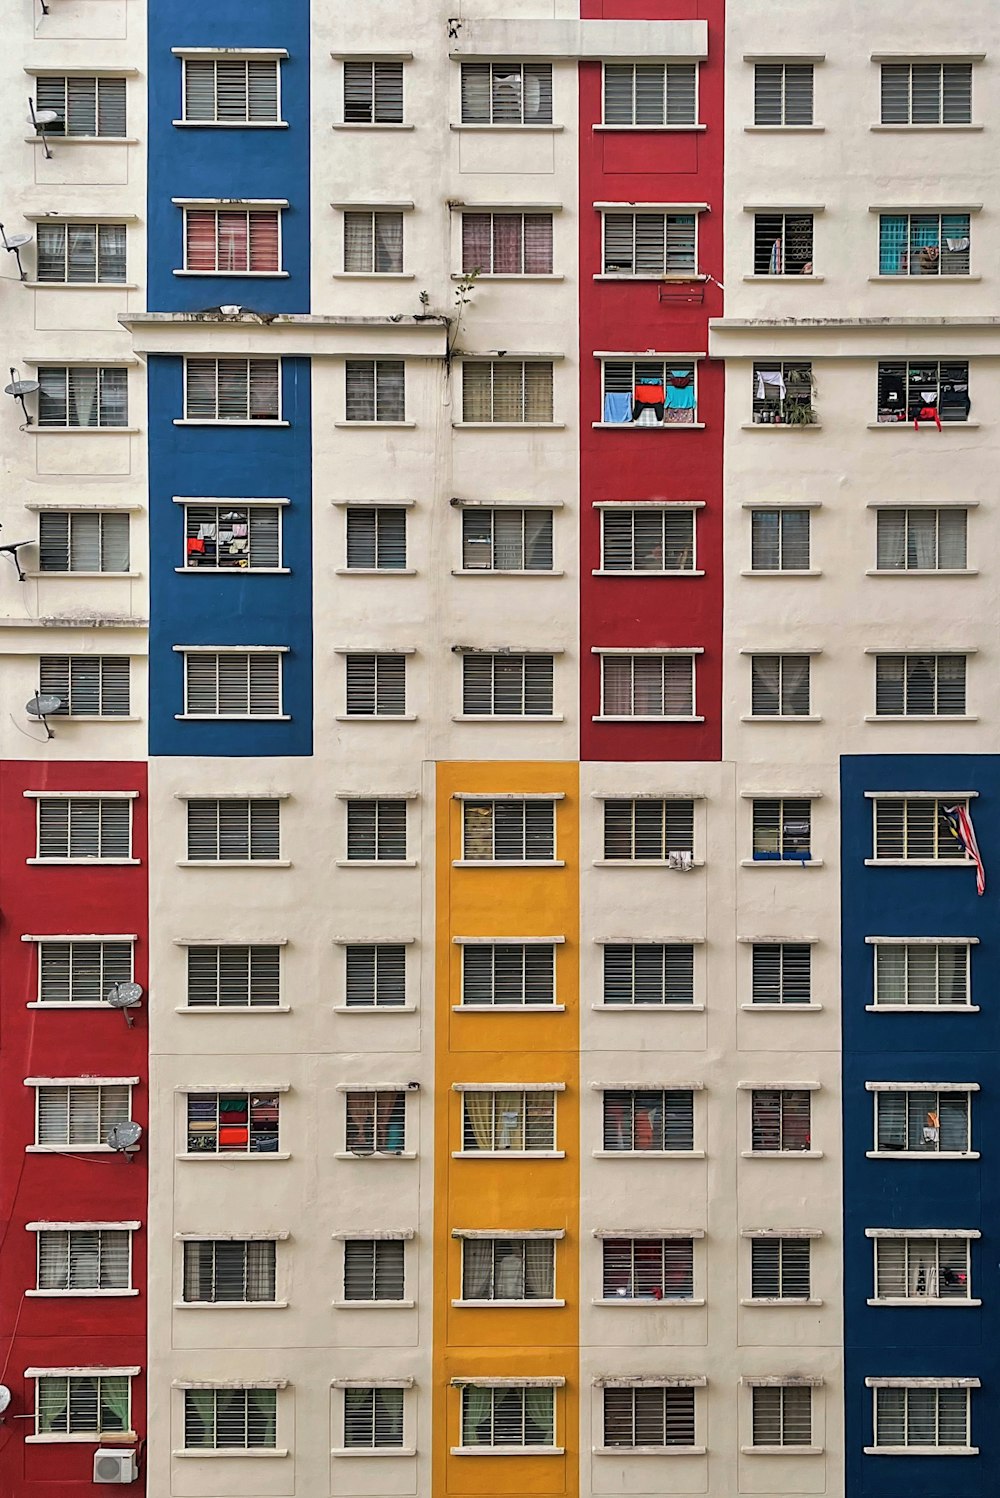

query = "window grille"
[750,509,810,571]
[753,213,813,275]
[751,1385,812,1446]
[460,1385,554,1447]
[345,1090,406,1154]
[602,1238,694,1301]
[344,210,404,273]
[185,798,280,862]
[35,1083,130,1147]
[603,944,694,1005]
[603,799,694,860]
[461,213,553,275]
[461,799,555,861]
[462,653,554,716]
[346,507,407,569]
[344,1387,405,1448]
[36,1374,130,1437]
[184,358,280,422]
[460,63,553,124]
[874,1088,970,1154]
[346,800,407,860]
[36,222,126,283]
[39,656,130,717]
[344,654,407,717]
[344,61,404,123]
[751,361,814,424]
[183,1387,277,1449]
[461,943,555,1006]
[750,655,811,717]
[753,63,813,126]
[876,360,970,423]
[184,208,280,274]
[186,1092,280,1154]
[345,359,405,421]
[37,1228,131,1291]
[751,798,812,860]
[751,944,811,1005]
[345,945,407,1007]
[461,1237,555,1300]
[461,1090,555,1152]
[750,1089,811,1152]
[183,58,279,123]
[603,1386,696,1448]
[873,943,969,1007]
[37,940,132,1004]
[35,76,126,136]
[873,1385,970,1449]
[38,511,129,572]
[183,651,282,718]
[36,797,132,860]
[182,1240,276,1302]
[874,1237,969,1300]
[462,361,554,423]
[604,62,697,125]
[601,359,696,426]
[880,62,972,125]
[876,508,966,570]
[600,507,695,571]
[602,212,697,276]
[599,653,695,717]
[878,212,971,276]
[872,798,966,861]
[751,1238,811,1299]
[343,1239,405,1300]
[186,946,281,1008]
[461,507,553,570]
[603,1089,694,1151]
[183,503,280,570]
[37,367,127,429]
[874,654,966,717]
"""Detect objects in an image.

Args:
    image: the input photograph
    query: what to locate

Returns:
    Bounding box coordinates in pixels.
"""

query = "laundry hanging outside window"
[942,804,986,895]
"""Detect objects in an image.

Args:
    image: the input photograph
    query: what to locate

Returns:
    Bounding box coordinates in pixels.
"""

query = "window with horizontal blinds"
[461,1385,554,1447]
[186,946,281,1008]
[753,63,813,126]
[875,1088,971,1154]
[37,1228,132,1291]
[603,799,694,860]
[344,654,406,716]
[750,508,810,571]
[751,1238,811,1299]
[872,798,966,861]
[461,943,555,1007]
[460,62,553,124]
[876,359,970,423]
[36,1375,130,1437]
[343,61,404,123]
[460,507,553,571]
[874,1237,969,1300]
[750,655,811,717]
[603,62,697,125]
[751,944,811,1005]
[38,510,130,572]
[461,800,555,861]
[881,62,972,124]
[183,1387,277,1449]
[462,654,554,716]
[346,506,407,569]
[184,503,280,570]
[461,213,554,275]
[600,507,695,571]
[343,211,404,273]
[345,359,405,421]
[602,212,696,276]
[186,1092,280,1154]
[35,1083,130,1146]
[875,654,966,717]
[603,943,694,1005]
[753,212,814,275]
[344,1387,405,1448]
[603,1089,694,1152]
[343,1239,405,1300]
[39,656,130,717]
[183,58,280,123]
[345,1090,406,1153]
[752,798,812,860]
[182,1239,276,1302]
[600,653,695,718]
[750,1089,812,1152]
[874,1386,969,1449]
[184,209,281,274]
[462,1237,555,1300]
[35,75,127,137]
[184,357,280,422]
[601,358,697,425]
[346,800,407,860]
[751,1386,812,1446]
[345,944,407,1007]
[462,1090,555,1152]
[38,940,132,1004]
[876,507,967,570]
[36,222,126,284]
[36,797,132,860]
[752,361,814,423]
[601,1238,693,1300]
[604,1386,696,1448]
[874,943,970,1007]
[37,367,128,429]
[185,798,281,862]
[462,360,554,423]
[183,651,282,718]
[878,212,971,276]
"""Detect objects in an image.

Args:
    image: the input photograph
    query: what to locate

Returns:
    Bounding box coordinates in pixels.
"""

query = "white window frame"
[460,505,555,572]
[38,656,131,719]
[184,796,282,865]
[181,1384,281,1452]
[179,498,285,572]
[33,74,128,139]
[600,1382,699,1451]
[29,1369,137,1442]
[459,62,554,126]
[459,798,557,864]
[180,1237,279,1305]
[600,209,699,278]
[868,1231,976,1306]
[749,1383,814,1449]
[602,61,700,127]
[344,798,408,862]
[601,942,696,1006]
[34,220,128,285]
[749,506,812,572]
[460,652,556,719]
[343,652,408,717]
[598,358,698,427]
[30,1223,137,1297]
[29,1079,136,1153]
[457,1086,560,1156]
[178,647,286,720]
[342,208,405,274]
[458,1235,558,1304]
[749,653,812,718]
[185,944,282,1009]
[182,356,282,424]
[177,53,285,126]
[343,1087,408,1155]
[184,1089,282,1158]
[180,204,284,275]
[32,937,135,1007]
[459,210,554,277]
[879,61,974,126]
[749,1236,812,1302]
[37,509,131,574]
[868,1082,976,1158]
[461,359,555,425]
[340,1236,408,1304]
[29,793,135,865]
[343,943,408,1008]
[873,653,967,718]
[601,1087,696,1154]
[342,60,405,125]
[601,797,695,862]
[454,1380,560,1453]
[597,503,698,574]
[866,1379,977,1455]
[595,650,699,721]
[873,506,968,573]
[344,504,408,571]
[458,940,558,1009]
[36,366,129,430]
[868,938,973,1010]
[868,795,971,864]
[750,943,812,1006]
[753,62,814,127]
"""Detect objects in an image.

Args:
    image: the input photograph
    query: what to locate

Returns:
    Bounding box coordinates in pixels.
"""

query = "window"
[753,213,814,275]
[753,63,814,126]
[345,1090,406,1153]
[184,357,280,422]
[603,1386,696,1448]
[35,1374,130,1438]
[345,945,407,1008]
[461,1090,556,1152]
[750,509,810,571]
[600,507,695,572]
[35,76,126,137]
[345,359,405,422]
[878,212,971,276]
[603,799,694,861]
[186,946,281,1009]
[37,368,127,429]
[876,360,970,424]
[343,210,403,273]
[461,943,556,1007]
[750,655,811,717]
[186,1092,280,1154]
[461,799,555,862]
[183,650,282,718]
[185,798,281,863]
[752,798,812,861]
[462,361,554,423]
[460,63,552,125]
[751,1385,812,1447]
[343,1239,405,1301]
[39,657,130,718]
[603,62,698,125]
[35,1083,130,1148]
[37,940,132,1004]
[343,1387,405,1449]
[751,944,811,1005]
[461,1237,555,1300]
[344,654,407,717]
[873,1237,970,1301]
[601,359,696,426]
[184,208,280,274]
[184,503,280,570]
[183,1387,276,1450]
[750,1089,811,1152]
[872,1384,971,1450]
[871,797,967,861]
[873,1087,971,1155]
[38,511,129,573]
[346,507,407,570]
[462,653,554,717]
[183,58,280,124]
[880,62,972,125]
[603,944,695,1006]
[603,1089,694,1152]
[874,654,966,717]
[36,222,126,284]
[751,361,814,424]
[876,508,967,571]
[461,213,553,275]
[346,800,407,861]
[750,1239,811,1299]
[602,212,697,276]
[602,1238,694,1301]
[344,61,403,124]
[35,797,132,861]
[461,507,553,571]
[873,942,970,1008]
[459,1385,555,1448]
[599,653,696,718]
[182,1240,276,1302]
[36,1228,132,1291]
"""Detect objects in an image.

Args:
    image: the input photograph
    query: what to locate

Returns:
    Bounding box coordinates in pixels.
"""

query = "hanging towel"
[755,370,786,401]
[230,523,248,538]
[603,391,633,423]
[665,383,696,410]
[769,238,782,275]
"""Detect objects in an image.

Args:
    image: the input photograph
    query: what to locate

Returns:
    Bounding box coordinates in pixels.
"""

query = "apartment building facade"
[0,0,996,1495]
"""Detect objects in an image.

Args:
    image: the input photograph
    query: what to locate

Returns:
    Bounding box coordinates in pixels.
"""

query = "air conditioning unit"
[667,850,694,871]
[93,1448,138,1484]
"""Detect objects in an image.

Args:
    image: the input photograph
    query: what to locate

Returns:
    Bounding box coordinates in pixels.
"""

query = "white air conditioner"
[667,850,694,871]
[93,1448,138,1484]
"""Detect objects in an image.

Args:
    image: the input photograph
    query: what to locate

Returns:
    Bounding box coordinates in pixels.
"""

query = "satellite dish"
[106,1121,142,1159]
[0,1385,10,1416]
[3,233,32,250]
[107,981,143,1025]
[29,108,60,127]
[27,694,62,718]
[5,368,39,425]
[1,542,33,581]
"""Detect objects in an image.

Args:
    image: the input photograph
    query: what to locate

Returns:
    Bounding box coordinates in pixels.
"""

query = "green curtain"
[100,1376,130,1432]
[248,1388,277,1448]
[184,1388,216,1447]
[525,1388,554,1444]
[462,1385,492,1445]
[38,1377,69,1434]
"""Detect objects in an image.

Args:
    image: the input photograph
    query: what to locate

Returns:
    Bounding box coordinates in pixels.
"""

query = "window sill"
[28,1432,139,1445]
[26,1288,138,1298]
[25,135,139,146]
[864,1445,978,1457]
[452,713,565,723]
[740,568,823,577]
[742,1297,824,1307]
[593,858,703,868]
[870,123,983,132]
[174,713,291,722]
[742,1149,824,1159]
[592,568,704,577]
[334,1150,416,1161]
[594,1444,707,1456]
[594,123,706,133]
[177,566,291,575]
[453,859,565,869]
[331,1446,417,1457]
[23,716,141,725]
[29,571,139,580]
[864,1004,979,1013]
[740,714,823,723]
[868,1297,980,1308]
[593,1149,704,1161]
[593,1002,705,1011]
[174,1299,289,1309]
[740,858,823,869]
[334,714,418,722]
[452,1298,564,1308]
[453,568,564,577]
[334,858,418,868]
[451,1445,564,1456]
[455,1004,565,1013]
[173,270,289,279]
[864,714,977,723]
[741,422,822,432]
[26,1145,119,1155]
[450,123,564,134]
[26,281,139,291]
[869,274,981,283]
[451,272,565,282]
[744,125,825,133]
[867,421,979,430]
[332,122,415,131]
[594,273,706,283]
[594,1297,705,1309]
[335,567,416,576]
[866,1150,978,1161]
[173,1448,289,1458]
[452,421,566,429]
[743,274,825,283]
[742,1445,824,1456]
[592,422,706,430]
[27,857,140,867]
[592,715,705,724]
[172,120,289,129]
[29,426,139,435]
[741,1002,824,1012]
[333,272,416,280]
[332,1003,417,1014]
[333,1298,415,1309]
[866,568,976,576]
[176,1004,291,1014]
[452,1150,565,1160]
[173,419,289,428]
[333,420,415,429]
[176,860,291,869]
[28,1001,133,1010]
[864,858,967,868]
[177,1152,291,1162]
